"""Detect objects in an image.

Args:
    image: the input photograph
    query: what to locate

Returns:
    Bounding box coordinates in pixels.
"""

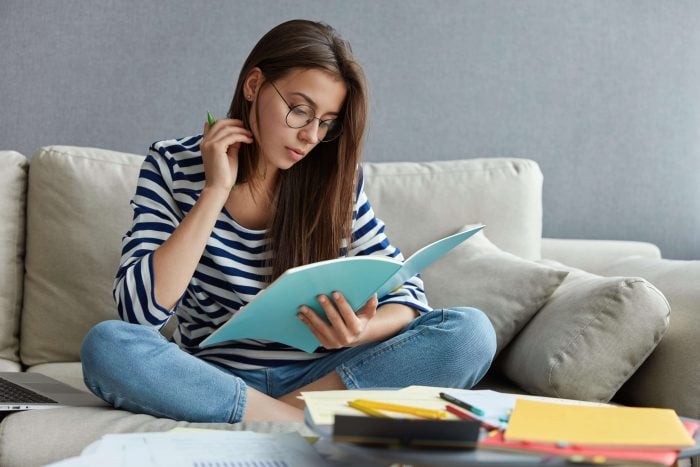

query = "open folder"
[201,226,484,352]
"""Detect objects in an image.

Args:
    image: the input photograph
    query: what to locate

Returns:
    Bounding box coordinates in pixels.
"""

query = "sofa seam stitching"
[42,147,141,168]
[546,280,626,399]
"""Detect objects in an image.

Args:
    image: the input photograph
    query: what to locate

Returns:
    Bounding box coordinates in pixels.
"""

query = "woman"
[81,19,496,423]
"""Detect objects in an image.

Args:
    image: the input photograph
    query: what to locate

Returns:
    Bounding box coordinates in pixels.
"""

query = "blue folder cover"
[200,225,484,352]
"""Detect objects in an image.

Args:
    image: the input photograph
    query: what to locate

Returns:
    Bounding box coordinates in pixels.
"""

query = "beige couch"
[0,146,698,466]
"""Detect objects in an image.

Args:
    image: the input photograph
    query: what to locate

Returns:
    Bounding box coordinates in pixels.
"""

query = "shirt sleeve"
[113,145,184,327]
[348,167,432,314]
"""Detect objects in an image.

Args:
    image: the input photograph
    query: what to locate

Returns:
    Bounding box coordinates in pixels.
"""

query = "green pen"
[206,111,236,191]
[207,111,216,127]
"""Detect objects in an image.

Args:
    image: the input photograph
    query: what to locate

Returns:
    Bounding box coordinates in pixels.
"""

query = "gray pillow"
[422,226,568,356]
[499,260,670,402]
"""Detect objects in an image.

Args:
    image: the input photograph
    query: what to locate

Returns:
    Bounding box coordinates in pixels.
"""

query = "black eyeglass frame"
[268,82,342,142]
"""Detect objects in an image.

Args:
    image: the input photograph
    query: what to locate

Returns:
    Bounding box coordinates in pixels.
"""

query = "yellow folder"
[504,399,695,449]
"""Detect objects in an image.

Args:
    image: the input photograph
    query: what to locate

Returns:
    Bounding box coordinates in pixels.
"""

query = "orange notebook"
[503,399,696,449]
[481,422,698,467]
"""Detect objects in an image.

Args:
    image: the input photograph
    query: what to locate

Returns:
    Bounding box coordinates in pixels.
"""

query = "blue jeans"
[80,307,496,423]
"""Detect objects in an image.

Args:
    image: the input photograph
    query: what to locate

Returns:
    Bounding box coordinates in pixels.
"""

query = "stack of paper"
[301,386,608,429]
[302,386,455,427]
[300,387,699,465]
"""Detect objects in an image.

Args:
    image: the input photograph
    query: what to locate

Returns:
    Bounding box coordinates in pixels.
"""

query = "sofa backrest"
[0,152,28,370]
[363,158,542,260]
[17,146,543,366]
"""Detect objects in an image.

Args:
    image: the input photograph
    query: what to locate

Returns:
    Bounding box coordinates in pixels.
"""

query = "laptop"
[0,372,110,411]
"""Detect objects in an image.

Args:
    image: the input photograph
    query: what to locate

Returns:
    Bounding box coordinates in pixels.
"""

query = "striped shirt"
[114,135,431,370]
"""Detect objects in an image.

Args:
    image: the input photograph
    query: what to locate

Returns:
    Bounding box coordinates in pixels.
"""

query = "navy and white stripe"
[114,134,431,370]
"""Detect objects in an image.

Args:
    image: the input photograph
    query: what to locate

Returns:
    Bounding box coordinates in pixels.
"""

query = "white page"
[66,431,328,467]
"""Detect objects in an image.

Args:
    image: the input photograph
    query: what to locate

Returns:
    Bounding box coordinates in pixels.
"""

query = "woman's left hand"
[297,292,378,349]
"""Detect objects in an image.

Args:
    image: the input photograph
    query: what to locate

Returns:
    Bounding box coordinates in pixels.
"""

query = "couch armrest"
[597,256,700,419]
[541,238,661,275]
[0,151,28,366]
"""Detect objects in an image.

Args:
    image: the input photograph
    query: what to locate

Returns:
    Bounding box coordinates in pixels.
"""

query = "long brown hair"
[227,20,368,282]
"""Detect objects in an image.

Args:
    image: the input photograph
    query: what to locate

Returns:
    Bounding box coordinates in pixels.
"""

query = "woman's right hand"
[200,118,254,192]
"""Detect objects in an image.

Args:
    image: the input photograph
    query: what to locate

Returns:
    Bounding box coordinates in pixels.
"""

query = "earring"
[247,95,252,101]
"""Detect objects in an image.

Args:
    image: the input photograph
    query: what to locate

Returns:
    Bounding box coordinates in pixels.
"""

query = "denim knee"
[81,321,115,368]
[452,307,497,359]
[443,307,497,387]
[82,320,129,365]
[81,321,119,384]
[80,320,157,386]
[80,320,246,423]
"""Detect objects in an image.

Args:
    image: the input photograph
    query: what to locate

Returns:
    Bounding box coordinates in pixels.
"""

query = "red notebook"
[479,421,698,467]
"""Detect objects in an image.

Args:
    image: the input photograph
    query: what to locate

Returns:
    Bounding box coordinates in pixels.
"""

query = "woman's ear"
[244,67,264,101]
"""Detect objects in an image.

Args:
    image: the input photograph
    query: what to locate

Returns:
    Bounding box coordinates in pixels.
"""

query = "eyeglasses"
[269,82,342,142]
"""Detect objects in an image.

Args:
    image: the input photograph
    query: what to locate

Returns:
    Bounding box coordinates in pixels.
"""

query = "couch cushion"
[363,158,543,260]
[499,261,670,403]
[0,359,21,372]
[27,362,88,392]
[0,407,308,467]
[0,151,28,364]
[599,256,700,419]
[21,146,143,365]
[422,226,568,356]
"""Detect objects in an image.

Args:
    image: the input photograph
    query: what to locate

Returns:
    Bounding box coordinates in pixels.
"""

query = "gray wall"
[2,1,699,259]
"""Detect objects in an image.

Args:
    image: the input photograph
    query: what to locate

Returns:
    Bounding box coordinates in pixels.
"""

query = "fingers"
[200,120,254,168]
[297,292,375,349]
[200,118,253,191]
[329,292,365,335]
[356,294,378,320]
[205,127,254,149]
[298,305,339,349]
[202,120,253,146]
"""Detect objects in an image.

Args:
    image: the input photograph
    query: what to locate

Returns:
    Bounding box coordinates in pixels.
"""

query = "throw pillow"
[422,226,568,356]
[499,260,670,402]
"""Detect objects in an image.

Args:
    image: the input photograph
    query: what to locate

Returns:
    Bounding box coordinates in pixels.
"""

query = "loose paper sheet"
[46,430,327,467]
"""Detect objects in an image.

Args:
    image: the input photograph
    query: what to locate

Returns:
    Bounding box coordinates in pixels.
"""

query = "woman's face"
[248,68,347,174]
